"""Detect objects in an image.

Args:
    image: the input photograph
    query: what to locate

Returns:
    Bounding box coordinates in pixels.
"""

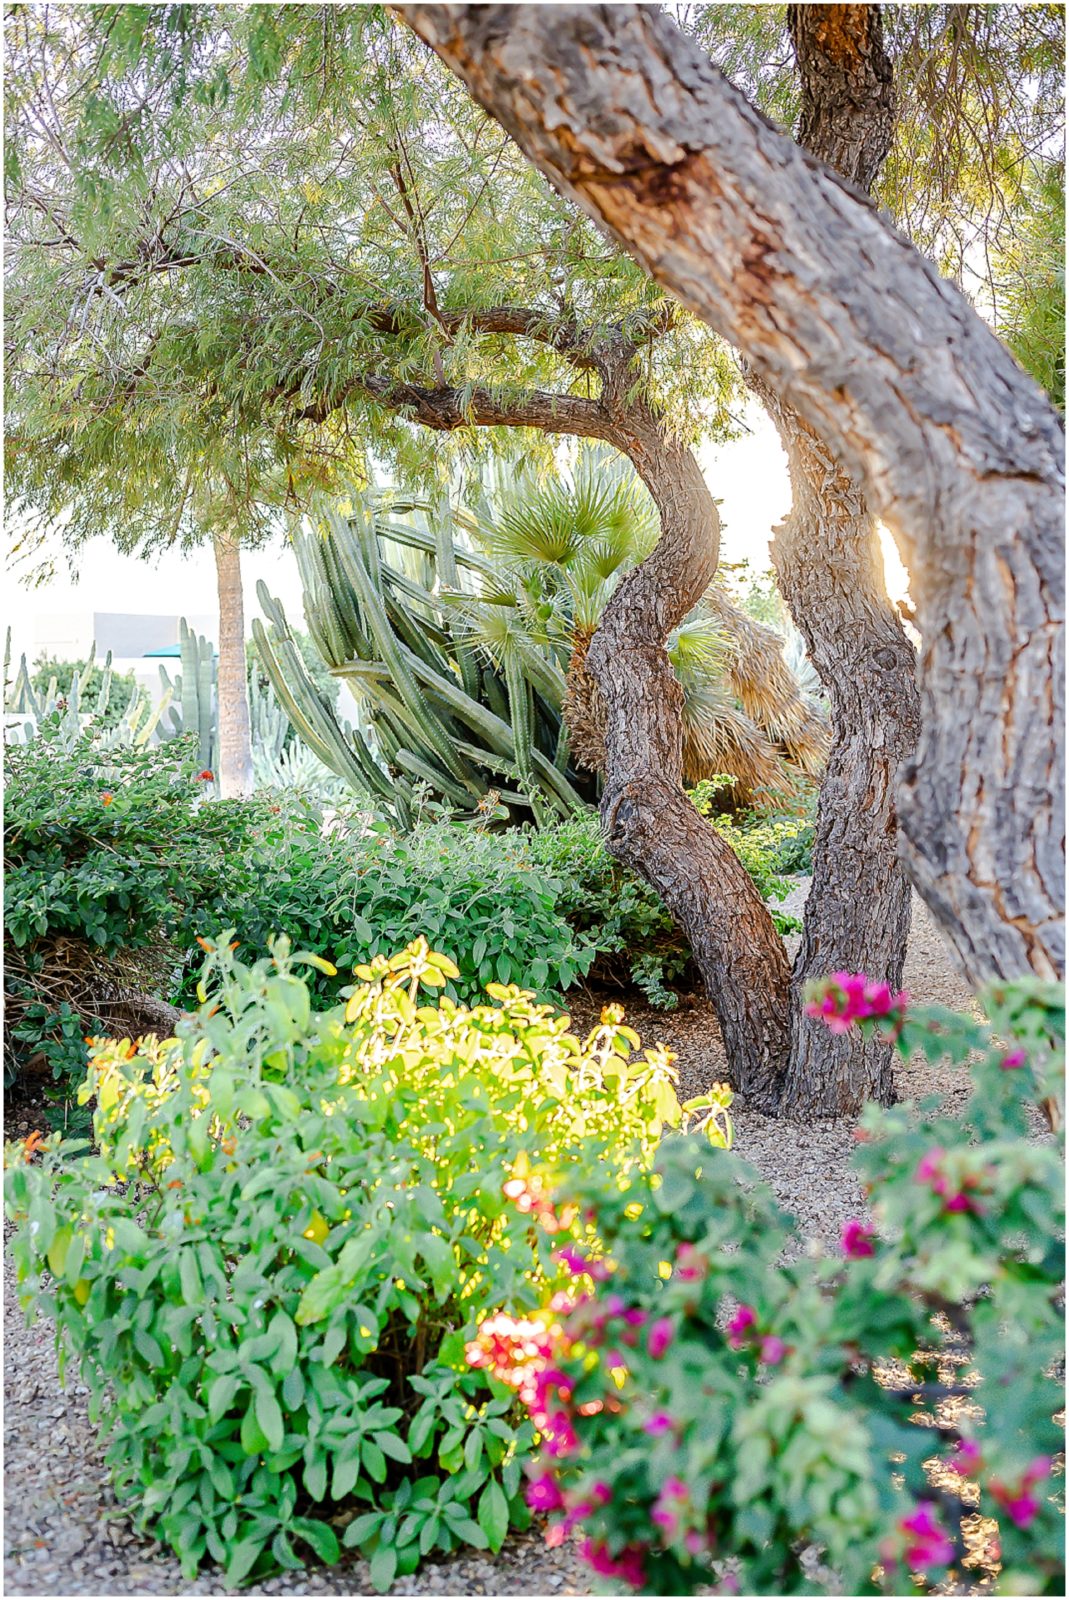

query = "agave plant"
[254,495,592,829]
[255,455,828,824]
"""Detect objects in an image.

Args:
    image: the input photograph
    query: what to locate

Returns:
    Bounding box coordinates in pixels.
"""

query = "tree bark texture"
[212,531,254,799]
[399,2,1065,990]
[769,388,920,1112]
[593,382,792,1104]
[763,5,919,1115]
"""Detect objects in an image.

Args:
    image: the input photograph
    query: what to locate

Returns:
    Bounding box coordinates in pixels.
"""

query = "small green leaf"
[477,1479,509,1554]
[369,1544,397,1592]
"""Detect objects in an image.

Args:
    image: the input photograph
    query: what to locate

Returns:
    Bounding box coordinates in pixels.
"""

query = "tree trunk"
[594,389,792,1105]
[212,531,254,799]
[401,3,1065,988]
[761,5,920,1116]
[770,396,919,1113]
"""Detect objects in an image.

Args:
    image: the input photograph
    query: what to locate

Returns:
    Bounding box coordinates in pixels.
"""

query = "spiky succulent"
[255,455,828,824]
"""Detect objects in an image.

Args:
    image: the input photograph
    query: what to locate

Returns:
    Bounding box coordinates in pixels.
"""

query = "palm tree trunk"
[212,530,254,799]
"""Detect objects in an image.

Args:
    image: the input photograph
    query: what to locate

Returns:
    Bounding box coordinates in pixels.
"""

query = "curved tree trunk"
[212,530,254,799]
[593,390,792,1105]
[760,4,920,1116]
[402,2,1065,989]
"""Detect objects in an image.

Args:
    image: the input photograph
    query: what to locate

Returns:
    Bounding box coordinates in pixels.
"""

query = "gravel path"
[3,886,987,1597]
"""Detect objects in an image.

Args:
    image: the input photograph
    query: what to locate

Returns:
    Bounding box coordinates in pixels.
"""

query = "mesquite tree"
[4,4,812,1099]
[400,3,1065,1002]
[757,5,920,1115]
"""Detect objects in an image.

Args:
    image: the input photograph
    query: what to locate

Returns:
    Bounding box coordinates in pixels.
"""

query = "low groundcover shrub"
[470,979,1065,1596]
[5,938,685,1588]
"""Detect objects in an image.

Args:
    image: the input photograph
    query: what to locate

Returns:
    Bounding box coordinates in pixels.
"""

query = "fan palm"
[444,449,828,799]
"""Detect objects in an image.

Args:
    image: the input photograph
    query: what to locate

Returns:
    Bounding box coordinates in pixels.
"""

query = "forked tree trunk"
[402,3,1065,989]
[761,4,920,1115]
[595,391,792,1104]
[212,531,254,799]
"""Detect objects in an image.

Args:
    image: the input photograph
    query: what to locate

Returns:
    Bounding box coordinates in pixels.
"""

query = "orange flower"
[196,769,214,781]
[195,936,213,952]
[166,1178,184,1190]
[101,791,114,806]
[22,1130,45,1160]
[221,1136,237,1156]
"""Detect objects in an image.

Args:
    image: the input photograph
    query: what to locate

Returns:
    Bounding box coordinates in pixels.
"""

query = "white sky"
[4,397,909,665]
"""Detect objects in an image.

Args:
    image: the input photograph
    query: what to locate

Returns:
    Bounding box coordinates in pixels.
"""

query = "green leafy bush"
[196,818,597,1012]
[5,939,682,1588]
[472,979,1065,1595]
[3,732,259,1092]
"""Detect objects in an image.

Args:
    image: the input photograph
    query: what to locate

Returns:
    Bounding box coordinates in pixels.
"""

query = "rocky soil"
[3,887,992,1597]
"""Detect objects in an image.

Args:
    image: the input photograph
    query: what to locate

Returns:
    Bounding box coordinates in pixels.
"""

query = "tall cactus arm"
[253,596,396,807]
[333,531,482,791]
[505,653,543,823]
[394,748,483,807]
[400,646,587,816]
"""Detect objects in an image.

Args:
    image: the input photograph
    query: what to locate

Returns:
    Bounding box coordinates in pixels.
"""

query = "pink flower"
[525,1471,563,1512]
[642,1410,675,1436]
[727,1304,757,1350]
[675,1242,709,1282]
[898,1503,954,1569]
[579,1539,647,1588]
[949,1437,983,1477]
[648,1316,675,1360]
[804,972,909,1035]
[840,1218,876,1258]
[651,1477,689,1540]
[915,1149,989,1215]
[759,1335,788,1365]
[1000,1048,1028,1070]
[914,1148,947,1187]
[990,1457,1053,1527]
[553,1246,589,1276]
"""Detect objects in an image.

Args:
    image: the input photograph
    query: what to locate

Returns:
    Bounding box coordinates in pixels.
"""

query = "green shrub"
[197,818,597,1013]
[5,939,682,1588]
[2,732,263,1093]
[473,979,1065,1596]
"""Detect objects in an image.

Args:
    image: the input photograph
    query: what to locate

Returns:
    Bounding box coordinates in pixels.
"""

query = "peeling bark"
[400,2,1065,988]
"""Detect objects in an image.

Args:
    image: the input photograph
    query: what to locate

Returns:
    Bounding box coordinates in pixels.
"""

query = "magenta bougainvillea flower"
[914,1148,990,1215]
[647,1316,675,1359]
[804,972,909,1035]
[726,1304,758,1350]
[759,1334,788,1366]
[578,1537,647,1587]
[990,1457,1053,1527]
[674,1242,709,1282]
[949,1437,983,1477]
[840,1218,877,1258]
[897,1503,955,1569]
